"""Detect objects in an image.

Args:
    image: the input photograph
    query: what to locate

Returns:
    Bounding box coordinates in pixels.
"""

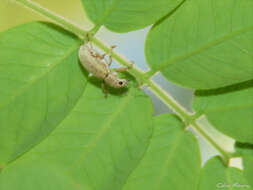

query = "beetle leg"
[86,33,98,58]
[114,67,128,73]
[101,81,108,98]
[87,33,102,59]
[108,45,116,67]
[99,53,106,60]
[114,60,134,73]
[86,33,93,50]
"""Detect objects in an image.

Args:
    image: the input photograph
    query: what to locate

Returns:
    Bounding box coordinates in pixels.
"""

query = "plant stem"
[192,122,231,164]
[144,79,191,120]
[14,0,87,37]
[12,0,232,164]
[91,37,144,79]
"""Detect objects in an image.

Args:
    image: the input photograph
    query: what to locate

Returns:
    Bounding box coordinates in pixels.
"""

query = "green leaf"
[198,156,252,190]
[193,81,253,144]
[80,0,183,32]
[146,0,253,89]
[122,114,201,190]
[236,142,253,187]
[0,83,153,190]
[0,22,86,165]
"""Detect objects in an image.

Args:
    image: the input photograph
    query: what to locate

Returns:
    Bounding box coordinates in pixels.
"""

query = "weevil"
[78,38,133,96]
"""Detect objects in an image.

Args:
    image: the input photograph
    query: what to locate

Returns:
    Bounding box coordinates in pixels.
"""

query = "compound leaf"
[0,22,86,165]
[236,142,253,187]
[193,81,253,144]
[122,114,201,190]
[146,0,253,89]
[198,156,252,190]
[0,82,154,190]
[80,0,183,32]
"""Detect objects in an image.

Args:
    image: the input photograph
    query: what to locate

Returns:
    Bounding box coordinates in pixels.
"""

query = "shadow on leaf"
[195,79,253,96]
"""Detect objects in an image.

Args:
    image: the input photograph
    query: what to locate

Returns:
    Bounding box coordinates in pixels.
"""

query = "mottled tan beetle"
[78,39,133,96]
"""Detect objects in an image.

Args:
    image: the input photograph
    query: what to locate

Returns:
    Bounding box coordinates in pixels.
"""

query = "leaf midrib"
[0,42,80,109]
[69,88,134,174]
[97,0,121,26]
[153,25,253,72]
[154,130,184,189]
[225,168,233,190]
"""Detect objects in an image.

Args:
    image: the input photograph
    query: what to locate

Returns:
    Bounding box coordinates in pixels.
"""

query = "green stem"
[12,0,232,164]
[192,122,231,164]
[144,79,190,120]
[15,0,87,37]
[91,37,144,79]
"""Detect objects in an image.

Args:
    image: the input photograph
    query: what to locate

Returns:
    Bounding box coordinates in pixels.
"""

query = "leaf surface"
[198,156,252,190]
[236,142,253,187]
[146,0,253,89]
[80,0,183,32]
[0,22,86,165]
[0,82,154,190]
[122,114,201,190]
[193,81,253,144]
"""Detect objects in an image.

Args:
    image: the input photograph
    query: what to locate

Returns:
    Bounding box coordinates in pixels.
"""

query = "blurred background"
[0,0,237,166]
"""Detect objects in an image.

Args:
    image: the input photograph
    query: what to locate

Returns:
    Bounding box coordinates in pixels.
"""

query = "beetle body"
[79,44,109,79]
[104,72,128,88]
[78,44,129,89]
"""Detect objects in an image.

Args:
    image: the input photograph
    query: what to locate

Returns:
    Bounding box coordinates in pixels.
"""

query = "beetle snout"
[117,79,128,88]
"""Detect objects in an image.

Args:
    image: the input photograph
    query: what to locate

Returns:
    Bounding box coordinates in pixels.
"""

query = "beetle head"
[116,79,128,88]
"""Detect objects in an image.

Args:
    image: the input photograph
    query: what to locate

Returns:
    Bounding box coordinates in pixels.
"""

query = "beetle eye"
[119,81,123,85]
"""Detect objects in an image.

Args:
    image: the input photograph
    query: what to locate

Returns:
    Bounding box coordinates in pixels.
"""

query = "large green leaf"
[0,22,86,165]
[193,81,253,144]
[146,0,253,89]
[122,114,201,190]
[80,0,183,32]
[198,156,252,190]
[236,142,253,187]
[0,82,154,190]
